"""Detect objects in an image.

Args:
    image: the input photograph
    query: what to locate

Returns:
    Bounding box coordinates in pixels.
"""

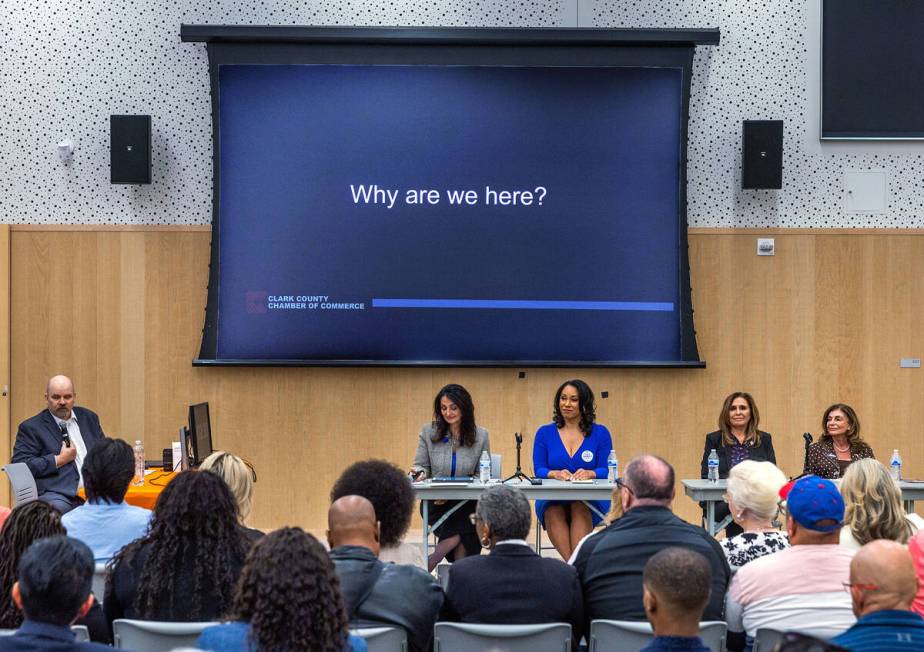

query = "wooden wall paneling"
[9,229,924,527]
[0,226,9,506]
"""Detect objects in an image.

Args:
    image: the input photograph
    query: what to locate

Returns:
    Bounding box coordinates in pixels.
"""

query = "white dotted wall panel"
[2,0,922,226]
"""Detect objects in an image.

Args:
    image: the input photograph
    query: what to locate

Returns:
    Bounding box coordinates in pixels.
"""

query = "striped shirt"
[830,610,924,651]
[726,544,855,639]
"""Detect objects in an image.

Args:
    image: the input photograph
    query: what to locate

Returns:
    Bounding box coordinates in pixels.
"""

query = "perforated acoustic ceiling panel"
[2,0,923,226]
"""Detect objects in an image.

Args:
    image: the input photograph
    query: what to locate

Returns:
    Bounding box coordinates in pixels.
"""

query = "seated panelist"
[804,403,874,479]
[409,383,489,571]
[11,375,106,514]
[533,379,612,561]
[700,392,776,537]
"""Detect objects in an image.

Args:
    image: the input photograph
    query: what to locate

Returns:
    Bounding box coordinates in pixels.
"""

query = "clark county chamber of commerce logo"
[245,292,366,313]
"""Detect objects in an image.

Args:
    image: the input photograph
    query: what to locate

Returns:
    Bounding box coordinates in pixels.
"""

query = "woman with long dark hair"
[197,528,366,652]
[700,392,776,536]
[0,501,108,641]
[103,470,251,631]
[409,383,490,570]
[532,379,612,560]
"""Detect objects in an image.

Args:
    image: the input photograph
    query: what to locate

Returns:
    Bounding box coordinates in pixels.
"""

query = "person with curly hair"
[0,501,109,642]
[839,458,922,549]
[197,527,367,652]
[532,379,613,560]
[331,459,422,568]
[409,383,490,569]
[103,470,250,633]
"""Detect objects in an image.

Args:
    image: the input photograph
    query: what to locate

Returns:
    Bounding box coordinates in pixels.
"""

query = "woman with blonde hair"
[720,460,789,570]
[200,451,263,542]
[839,458,923,549]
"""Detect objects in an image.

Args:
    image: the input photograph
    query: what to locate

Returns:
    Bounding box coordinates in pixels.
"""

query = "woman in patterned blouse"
[803,403,874,479]
[720,460,790,571]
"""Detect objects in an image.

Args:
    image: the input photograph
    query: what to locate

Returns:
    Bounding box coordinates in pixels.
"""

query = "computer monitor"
[187,402,213,467]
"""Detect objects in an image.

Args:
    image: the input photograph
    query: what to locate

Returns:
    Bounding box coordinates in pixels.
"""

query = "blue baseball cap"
[784,475,844,532]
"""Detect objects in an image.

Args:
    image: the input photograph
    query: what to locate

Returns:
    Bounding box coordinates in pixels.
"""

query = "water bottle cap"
[135,440,142,445]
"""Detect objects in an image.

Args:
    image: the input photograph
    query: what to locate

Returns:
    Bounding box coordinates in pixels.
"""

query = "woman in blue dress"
[532,379,612,560]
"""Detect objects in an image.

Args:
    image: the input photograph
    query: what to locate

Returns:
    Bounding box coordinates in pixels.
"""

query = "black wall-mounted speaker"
[742,120,783,189]
[110,115,151,184]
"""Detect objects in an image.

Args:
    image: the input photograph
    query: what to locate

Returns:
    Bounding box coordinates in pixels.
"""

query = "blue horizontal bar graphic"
[372,298,674,311]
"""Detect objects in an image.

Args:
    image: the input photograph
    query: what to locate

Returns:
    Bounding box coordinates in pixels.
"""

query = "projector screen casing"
[183,26,716,367]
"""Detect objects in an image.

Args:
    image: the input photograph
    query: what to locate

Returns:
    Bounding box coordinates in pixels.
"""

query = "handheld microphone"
[59,423,72,447]
[802,433,813,445]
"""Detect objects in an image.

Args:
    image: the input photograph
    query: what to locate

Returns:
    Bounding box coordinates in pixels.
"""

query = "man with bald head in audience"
[12,375,106,513]
[572,454,730,628]
[830,539,924,651]
[328,495,443,652]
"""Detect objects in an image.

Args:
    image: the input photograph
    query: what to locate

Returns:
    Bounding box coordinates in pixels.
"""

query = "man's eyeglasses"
[842,582,879,593]
[614,478,634,496]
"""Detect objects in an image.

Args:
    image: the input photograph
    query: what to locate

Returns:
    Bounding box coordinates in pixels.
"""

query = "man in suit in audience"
[328,495,443,652]
[572,455,730,628]
[725,475,855,650]
[11,375,106,514]
[830,539,924,650]
[5,535,111,651]
[641,547,714,652]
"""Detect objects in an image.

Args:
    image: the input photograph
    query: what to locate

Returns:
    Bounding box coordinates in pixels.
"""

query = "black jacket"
[573,506,731,629]
[700,430,776,479]
[330,545,444,652]
[439,543,584,649]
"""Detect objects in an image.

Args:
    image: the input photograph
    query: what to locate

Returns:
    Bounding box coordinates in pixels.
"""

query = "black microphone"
[515,432,523,444]
[59,423,72,447]
[803,433,813,445]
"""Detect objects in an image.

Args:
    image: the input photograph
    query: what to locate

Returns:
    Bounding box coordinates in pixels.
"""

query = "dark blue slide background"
[217,64,683,362]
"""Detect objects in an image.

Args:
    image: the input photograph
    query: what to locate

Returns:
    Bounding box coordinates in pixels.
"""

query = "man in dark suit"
[5,535,111,651]
[12,375,106,513]
[440,484,585,649]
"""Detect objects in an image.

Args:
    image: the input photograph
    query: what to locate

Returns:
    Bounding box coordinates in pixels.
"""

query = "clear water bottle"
[479,450,491,484]
[133,440,145,486]
[607,449,618,483]
[890,449,902,481]
[707,449,720,483]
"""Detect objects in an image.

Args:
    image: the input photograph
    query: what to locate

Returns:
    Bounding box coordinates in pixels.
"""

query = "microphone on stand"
[504,432,537,483]
[802,433,813,470]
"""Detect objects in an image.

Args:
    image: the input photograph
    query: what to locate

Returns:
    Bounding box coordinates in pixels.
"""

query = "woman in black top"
[803,403,874,479]
[700,392,776,537]
[103,470,250,634]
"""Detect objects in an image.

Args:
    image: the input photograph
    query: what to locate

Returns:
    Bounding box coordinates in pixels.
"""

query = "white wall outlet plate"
[757,238,775,256]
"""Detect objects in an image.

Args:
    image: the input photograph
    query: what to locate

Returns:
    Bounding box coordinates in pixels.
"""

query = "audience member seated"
[327,495,443,652]
[911,529,924,617]
[61,438,151,562]
[4,536,112,651]
[839,458,922,550]
[199,451,263,543]
[726,475,855,651]
[720,460,789,570]
[330,459,422,568]
[640,547,714,652]
[568,484,625,564]
[829,539,924,651]
[439,485,584,649]
[197,527,367,652]
[103,470,250,631]
[0,501,108,642]
[572,455,730,626]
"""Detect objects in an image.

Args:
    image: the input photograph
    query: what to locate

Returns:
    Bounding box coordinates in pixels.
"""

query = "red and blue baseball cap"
[781,475,844,532]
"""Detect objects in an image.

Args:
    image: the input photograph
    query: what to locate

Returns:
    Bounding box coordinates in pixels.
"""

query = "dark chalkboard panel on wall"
[822,1,924,139]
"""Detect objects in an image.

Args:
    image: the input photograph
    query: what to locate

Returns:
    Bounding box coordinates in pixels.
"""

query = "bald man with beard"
[12,375,106,513]
[328,495,443,652]
[830,539,924,651]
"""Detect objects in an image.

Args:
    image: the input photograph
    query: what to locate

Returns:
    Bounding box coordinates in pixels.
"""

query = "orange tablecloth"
[78,471,176,510]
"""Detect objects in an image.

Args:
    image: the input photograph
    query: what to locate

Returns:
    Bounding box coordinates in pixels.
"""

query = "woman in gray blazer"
[410,384,490,571]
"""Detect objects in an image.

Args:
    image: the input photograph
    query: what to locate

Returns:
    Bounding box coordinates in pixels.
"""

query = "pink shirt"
[911,529,924,617]
[726,543,856,639]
